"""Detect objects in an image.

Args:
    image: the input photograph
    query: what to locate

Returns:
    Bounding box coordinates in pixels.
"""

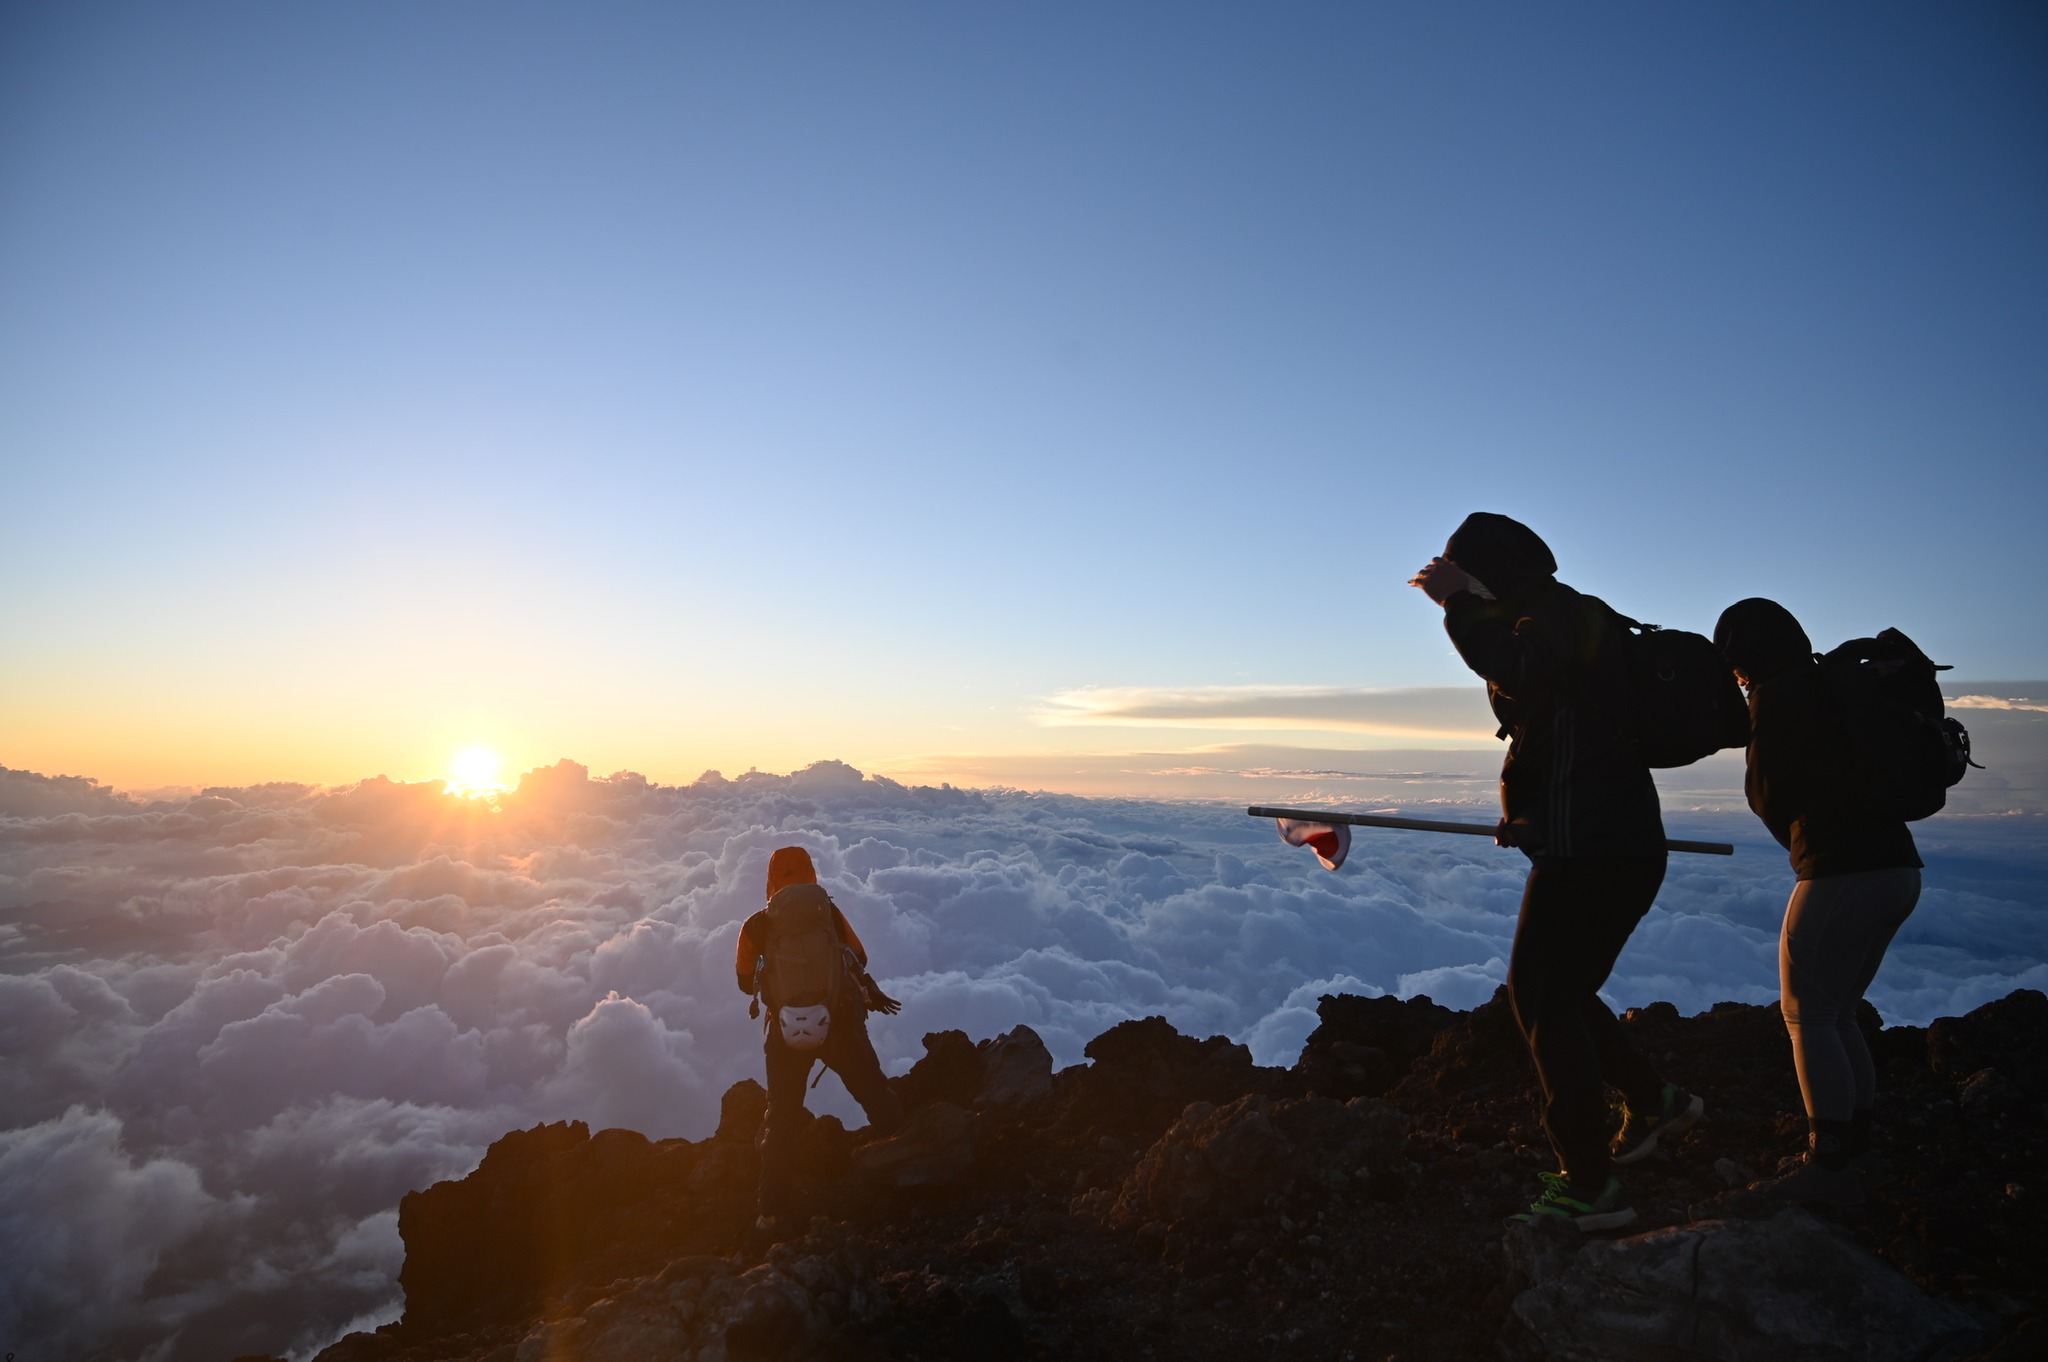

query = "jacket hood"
[1443,512,1557,598]
[765,845,818,899]
[1713,598,1813,683]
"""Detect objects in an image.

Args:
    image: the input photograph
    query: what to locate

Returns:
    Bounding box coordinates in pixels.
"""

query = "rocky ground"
[290,988,2046,1362]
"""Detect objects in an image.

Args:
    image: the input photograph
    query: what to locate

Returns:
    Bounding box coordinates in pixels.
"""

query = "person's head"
[1442,512,1557,600]
[765,845,817,899]
[1712,598,1812,688]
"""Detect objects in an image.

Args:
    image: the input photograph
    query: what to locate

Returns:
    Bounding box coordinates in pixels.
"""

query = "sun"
[446,746,505,798]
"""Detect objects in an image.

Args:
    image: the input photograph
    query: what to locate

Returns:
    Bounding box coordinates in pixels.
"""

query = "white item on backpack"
[776,1003,832,1051]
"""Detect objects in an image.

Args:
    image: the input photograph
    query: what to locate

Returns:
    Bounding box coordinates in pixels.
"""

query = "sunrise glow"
[446,746,505,797]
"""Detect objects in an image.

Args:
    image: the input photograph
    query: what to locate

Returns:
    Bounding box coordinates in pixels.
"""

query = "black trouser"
[759,1008,903,1217]
[1507,854,1668,1191]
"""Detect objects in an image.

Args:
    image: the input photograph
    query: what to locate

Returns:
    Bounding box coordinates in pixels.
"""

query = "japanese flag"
[1277,818,1350,871]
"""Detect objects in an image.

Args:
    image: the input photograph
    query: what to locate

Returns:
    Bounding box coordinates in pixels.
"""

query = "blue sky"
[3,2,2044,788]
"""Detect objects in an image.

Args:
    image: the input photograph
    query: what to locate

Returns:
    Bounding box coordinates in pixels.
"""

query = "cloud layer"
[2,756,2044,1360]
[1036,684,1500,741]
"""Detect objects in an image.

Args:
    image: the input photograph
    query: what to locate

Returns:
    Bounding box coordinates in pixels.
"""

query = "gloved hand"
[863,980,903,1016]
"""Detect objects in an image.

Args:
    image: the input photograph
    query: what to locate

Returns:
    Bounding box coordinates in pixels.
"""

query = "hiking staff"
[1248,806,1734,857]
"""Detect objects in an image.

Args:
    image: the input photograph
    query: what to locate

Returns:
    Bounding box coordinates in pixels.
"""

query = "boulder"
[724,1263,830,1358]
[976,1025,1054,1109]
[1502,1208,1982,1361]
[1957,1067,2028,1118]
[1111,1095,1290,1224]
[1928,989,2047,1095]
[687,1141,756,1196]
[1296,992,1457,1097]
[1049,1015,1278,1143]
[1110,1092,1412,1227]
[578,1292,692,1359]
[849,1101,978,1188]
[716,1079,768,1143]
[892,1030,986,1112]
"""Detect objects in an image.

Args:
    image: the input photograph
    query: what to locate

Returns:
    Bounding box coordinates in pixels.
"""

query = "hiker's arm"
[828,904,901,1013]
[1743,686,1803,849]
[734,914,764,995]
[1441,593,1576,699]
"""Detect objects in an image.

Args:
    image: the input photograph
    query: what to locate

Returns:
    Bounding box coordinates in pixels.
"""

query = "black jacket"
[1744,662,1922,880]
[1443,580,1666,858]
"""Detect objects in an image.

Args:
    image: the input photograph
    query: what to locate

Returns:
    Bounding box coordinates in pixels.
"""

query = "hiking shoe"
[1612,1085,1704,1165]
[1750,1157,1865,1207]
[1510,1172,1638,1232]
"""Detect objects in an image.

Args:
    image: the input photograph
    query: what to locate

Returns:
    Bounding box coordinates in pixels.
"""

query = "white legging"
[1779,866,1920,1122]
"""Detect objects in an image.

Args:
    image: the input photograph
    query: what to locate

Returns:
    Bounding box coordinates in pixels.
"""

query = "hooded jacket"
[1440,514,1665,858]
[1714,598,1921,880]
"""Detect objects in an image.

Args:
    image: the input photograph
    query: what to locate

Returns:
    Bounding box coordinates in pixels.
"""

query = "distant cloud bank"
[1950,693,2048,714]
[1037,683,1499,741]
[2,743,2045,1360]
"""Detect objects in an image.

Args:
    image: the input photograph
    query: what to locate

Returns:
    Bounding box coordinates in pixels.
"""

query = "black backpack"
[1818,628,1976,821]
[1590,601,1752,768]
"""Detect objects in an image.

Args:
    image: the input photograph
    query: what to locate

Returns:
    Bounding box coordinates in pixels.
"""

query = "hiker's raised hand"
[1410,557,1475,605]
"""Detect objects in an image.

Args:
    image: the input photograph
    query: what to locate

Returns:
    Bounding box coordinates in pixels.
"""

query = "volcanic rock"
[1501,1208,1982,1362]
[975,1024,1054,1109]
[1928,988,2047,1095]
[891,1028,984,1112]
[310,995,2046,1362]
[1298,991,1459,1098]
[716,1078,767,1141]
[848,1101,979,1188]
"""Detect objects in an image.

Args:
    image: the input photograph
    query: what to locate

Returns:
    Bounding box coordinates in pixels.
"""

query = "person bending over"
[1714,598,1921,1206]
[1412,512,1702,1231]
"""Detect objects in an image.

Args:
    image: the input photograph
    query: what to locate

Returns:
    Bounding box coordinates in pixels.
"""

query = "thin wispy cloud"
[1949,694,2048,714]
[872,743,1511,802]
[1036,685,1498,742]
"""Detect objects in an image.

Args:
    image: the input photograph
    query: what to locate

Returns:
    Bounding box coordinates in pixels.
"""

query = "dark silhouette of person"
[734,845,903,1230]
[1412,512,1701,1231]
[1714,597,1921,1205]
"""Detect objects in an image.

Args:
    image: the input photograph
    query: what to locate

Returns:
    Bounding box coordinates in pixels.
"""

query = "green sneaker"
[1510,1172,1638,1232]
[1612,1085,1704,1165]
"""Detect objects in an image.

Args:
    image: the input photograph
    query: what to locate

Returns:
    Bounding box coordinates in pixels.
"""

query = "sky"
[3,2,2046,792]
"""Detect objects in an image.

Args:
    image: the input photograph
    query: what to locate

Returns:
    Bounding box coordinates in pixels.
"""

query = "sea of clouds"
[3,749,2045,1361]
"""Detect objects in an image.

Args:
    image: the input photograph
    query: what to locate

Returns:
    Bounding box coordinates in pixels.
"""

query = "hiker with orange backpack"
[735,845,904,1230]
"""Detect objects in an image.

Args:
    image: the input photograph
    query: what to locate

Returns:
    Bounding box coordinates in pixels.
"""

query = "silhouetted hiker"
[1412,512,1702,1231]
[1714,598,1922,1206]
[736,845,904,1231]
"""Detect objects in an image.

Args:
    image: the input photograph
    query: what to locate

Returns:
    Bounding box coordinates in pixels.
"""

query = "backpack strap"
[1568,592,1639,741]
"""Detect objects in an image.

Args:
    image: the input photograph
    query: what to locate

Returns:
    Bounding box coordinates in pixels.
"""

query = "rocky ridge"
[298,988,2047,1362]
